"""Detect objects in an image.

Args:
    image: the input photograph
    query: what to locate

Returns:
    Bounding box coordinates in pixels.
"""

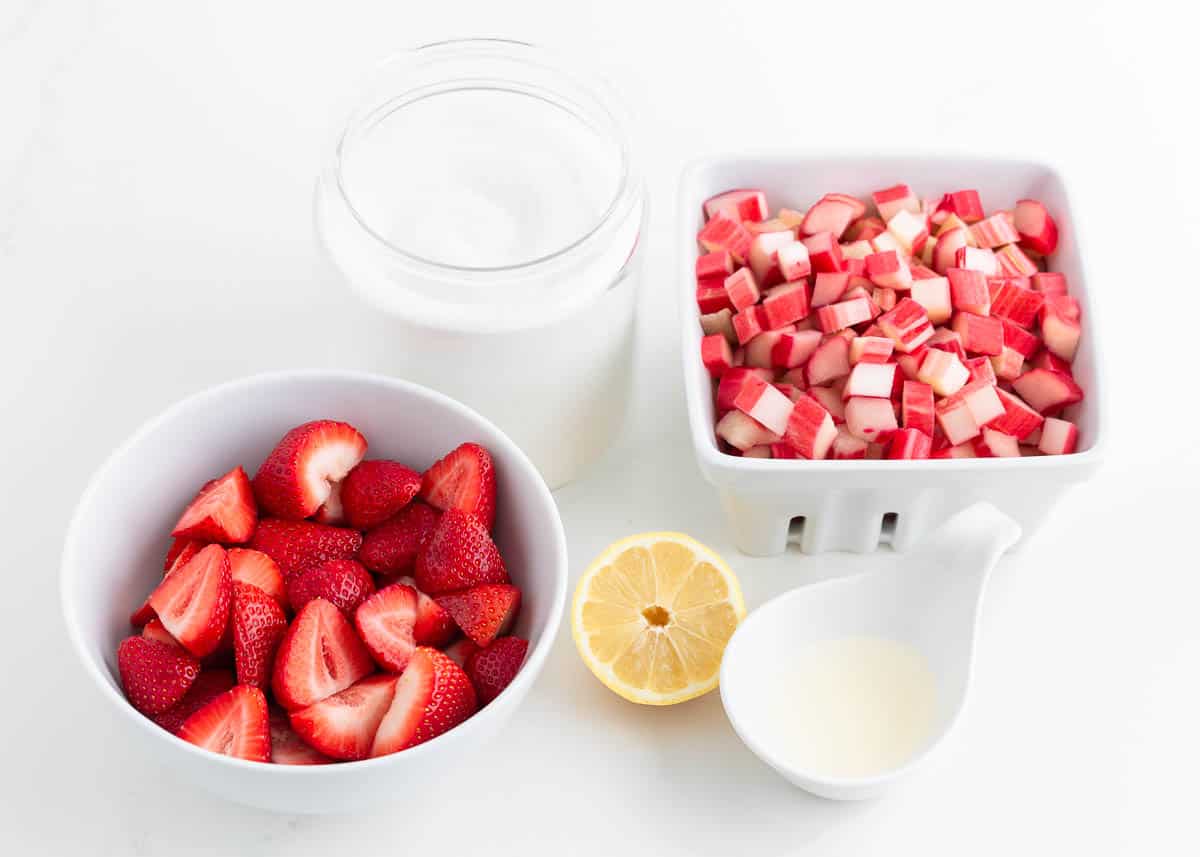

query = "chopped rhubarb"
[1013,199,1059,255]
[784,396,837,459]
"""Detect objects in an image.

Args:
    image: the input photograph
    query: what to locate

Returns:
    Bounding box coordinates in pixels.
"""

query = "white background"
[2,1,1197,853]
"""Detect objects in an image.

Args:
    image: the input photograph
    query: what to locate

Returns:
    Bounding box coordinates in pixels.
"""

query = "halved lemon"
[571,532,746,705]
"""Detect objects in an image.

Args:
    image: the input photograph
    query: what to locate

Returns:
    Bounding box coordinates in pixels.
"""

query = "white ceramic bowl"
[60,370,568,814]
[680,154,1106,556]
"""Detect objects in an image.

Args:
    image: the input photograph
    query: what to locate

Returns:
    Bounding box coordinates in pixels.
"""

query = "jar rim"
[330,37,639,278]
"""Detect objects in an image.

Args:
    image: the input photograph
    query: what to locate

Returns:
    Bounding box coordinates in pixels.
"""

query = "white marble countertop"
[2,1,1196,853]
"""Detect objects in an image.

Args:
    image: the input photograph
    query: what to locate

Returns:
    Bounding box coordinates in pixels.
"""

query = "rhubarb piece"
[935,396,980,446]
[801,195,859,239]
[955,380,1006,426]
[956,246,999,276]
[844,397,898,443]
[771,330,823,369]
[808,385,846,424]
[886,209,929,255]
[995,243,1038,277]
[700,334,733,377]
[877,298,934,353]
[815,297,875,333]
[716,368,772,413]
[1039,294,1082,361]
[1002,318,1040,358]
[964,356,996,386]
[937,190,985,223]
[989,278,1044,328]
[715,410,781,451]
[699,308,736,346]
[840,239,874,261]
[703,189,769,223]
[830,426,869,459]
[801,232,844,273]
[696,283,733,314]
[917,349,969,396]
[698,213,753,264]
[872,287,897,312]
[872,184,920,222]
[968,213,1020,248]
[1013,199,1059,255]
[1012,368,1084,415]
[933,227,969,274]
[696,250,734,280]
[733,374,795,435]
[947,267,991,314]
[927,327,967,361]
[845,216,887,242]
[784,396,837,459]
[843,362,897,399]
[951,312,1004,356]
[744,330,789,369]
[1032,271,1068,296]
[1037,417,1078,455]
[865,250,912,290]
[909,275,952,324]
[723,267,760,311]
[990,347,1025,381]
[974,428,1020,458]
[990,388,1045,440]
[849,336,894,365]
[777,242,812,281]
[731,306,765,345]
[901,381,935,436]
[1032,349,1074,375]
[762,281,811,328]
[811,272,851,308]
[805,334,852,386]
[749,230,794,286]
[887,428,932,459]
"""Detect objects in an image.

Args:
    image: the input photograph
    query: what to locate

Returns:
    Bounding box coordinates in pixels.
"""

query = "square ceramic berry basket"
[679,154,1106,556]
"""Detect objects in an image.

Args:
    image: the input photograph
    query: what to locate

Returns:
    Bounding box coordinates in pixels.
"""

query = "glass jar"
[315,38,645,489]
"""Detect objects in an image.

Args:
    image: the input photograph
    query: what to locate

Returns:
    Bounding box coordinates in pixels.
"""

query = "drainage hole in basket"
[788,516,806,543]
[880,512,899,546]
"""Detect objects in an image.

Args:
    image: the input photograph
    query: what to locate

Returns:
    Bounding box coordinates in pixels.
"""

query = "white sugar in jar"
[316,39,645,488]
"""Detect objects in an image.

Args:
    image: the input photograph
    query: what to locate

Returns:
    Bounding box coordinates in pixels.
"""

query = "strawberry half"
[371,647,477,757]
[286,559,375,616]
[442,637,480,668]
[117,636,200,715]
[434,584,521,647]
[341,460,422,531]
[147,544,232,658]
[232,581,288,688]
[358,502,439,576]
[413,509,508,595]
[419,443,496,530]
[131,538,206,627]
[178,685,270,762]
[252,420,367,520]
[172,466,257,544]
[141,618,180,649]
[465,637,529,705]
[272,598,374,711]
[227,548,287,606]
[152,668,235,734]
[289,674,398,761]
[248,518,362,578]
[269,708,332,765]
[398,576,456,647]
[354,583,418,672]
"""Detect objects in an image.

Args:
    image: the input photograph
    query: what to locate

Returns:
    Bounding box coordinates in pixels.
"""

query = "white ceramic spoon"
[719,503,1022,800]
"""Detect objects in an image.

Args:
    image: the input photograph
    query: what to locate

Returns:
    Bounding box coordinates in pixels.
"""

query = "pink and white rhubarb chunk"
[844,397,898,443]
[1013,199,1059,255]
[733,374,795,436]
[1037,417,1078,455]
[917,349,969,396]
[784,396,837,460]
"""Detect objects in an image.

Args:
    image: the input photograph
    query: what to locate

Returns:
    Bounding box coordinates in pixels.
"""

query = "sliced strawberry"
[358,503,440,576]
[286,559,375,616]
[178,685,270,762]
[419,443,496,529]
[434,584,521,647]
[271,598,374,711]
[371,647,477,757]
[227,548,287,606]
[289,674,398,761]
[354,583,418,672]
[146,544,232,658]
[247,518,362,577]
[465,637,528,705]
[413,509,509,595]
[231,581,288,688]
[141,618,181,649]
[131,538,205,627]
[269,708,332,765]
[252,420,367,520]
[172,466,257,543]
[441,637,480,668]
[398,575,456,647]
[152,668,235,734]
[341,460,422,531]
[312,481,345,525]
[117,636,200,715]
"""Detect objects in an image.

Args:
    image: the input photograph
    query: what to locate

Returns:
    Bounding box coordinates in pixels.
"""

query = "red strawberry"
[340,460,422,530]
[370,647,477,757]
[354,584,417,672]
[117,636,200,715]
[272,598,374,710]
[414,509,508,595]
[442,637,480,668]
[247,518,362,577]
[287,559,375,616]
[172,466,257,543]
[232,581,288,688]
[358,503,439,576]
[289,675,398,761]
[434,584,521,647]
[269,708,332,765]
[419,443,496,529]
[252,420,367,520]
[227,548,287,606]
[398,575,456,647]
[465,637,529,705]
[312,481,345,525]
[141,618,180,649]
[131,538,205,627]
[152,668,235,734]
[178,685,270,762]
[147,544,232,658]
